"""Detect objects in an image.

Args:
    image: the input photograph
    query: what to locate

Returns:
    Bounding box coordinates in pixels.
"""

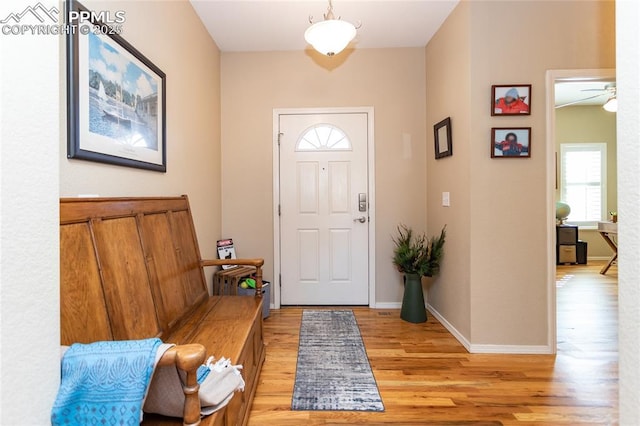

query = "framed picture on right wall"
[491,84,531,116]
[491,127,531,158]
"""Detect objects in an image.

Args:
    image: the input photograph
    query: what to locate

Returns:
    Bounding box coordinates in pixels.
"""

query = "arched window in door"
[296,124,352,151]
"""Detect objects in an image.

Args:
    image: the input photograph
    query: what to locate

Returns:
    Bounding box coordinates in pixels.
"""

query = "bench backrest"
[60,196,208,345]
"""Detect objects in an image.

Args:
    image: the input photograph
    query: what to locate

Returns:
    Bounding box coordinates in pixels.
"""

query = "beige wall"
[426,0,615,348]
[425,1,472,341]
[221,48,427,305]
[556,105,617,258]
[59,0,222,289]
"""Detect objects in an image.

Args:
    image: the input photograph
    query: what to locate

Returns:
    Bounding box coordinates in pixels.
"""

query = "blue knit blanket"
[51,338,162,426]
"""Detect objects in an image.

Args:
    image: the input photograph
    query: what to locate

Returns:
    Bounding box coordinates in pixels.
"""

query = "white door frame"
[272,107,376,309]
[545,68,616,354]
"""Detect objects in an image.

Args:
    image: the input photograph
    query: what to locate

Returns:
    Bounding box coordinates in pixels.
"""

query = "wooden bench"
[60,196,265,426]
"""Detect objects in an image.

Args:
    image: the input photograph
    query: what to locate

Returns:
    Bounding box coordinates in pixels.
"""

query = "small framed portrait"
[434,117,452,159]
[491,84,531,116]
[491,128,531,158]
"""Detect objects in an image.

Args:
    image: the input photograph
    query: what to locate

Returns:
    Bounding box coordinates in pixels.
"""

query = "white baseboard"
[373,302,401,309]
[360,301,553,355]
[373,302,472,352]
[427,304,552,354]
[426,304,471,352]
[469,344,553,354]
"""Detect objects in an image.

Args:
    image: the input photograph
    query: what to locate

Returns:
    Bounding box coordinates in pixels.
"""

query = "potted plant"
[392,224,446,323]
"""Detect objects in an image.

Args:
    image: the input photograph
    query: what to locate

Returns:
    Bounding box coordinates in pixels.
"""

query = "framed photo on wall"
[66,0,167,172]
[434,117,452,159]
[491,127,531,158]
[491,84,531,116]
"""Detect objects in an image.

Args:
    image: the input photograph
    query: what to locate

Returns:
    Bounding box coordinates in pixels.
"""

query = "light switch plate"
[442,192,450,207]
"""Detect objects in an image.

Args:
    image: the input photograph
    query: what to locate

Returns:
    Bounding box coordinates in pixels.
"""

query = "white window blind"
[560,143,607,225]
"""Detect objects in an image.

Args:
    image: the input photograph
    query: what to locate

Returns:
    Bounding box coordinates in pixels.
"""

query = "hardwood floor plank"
[248,263,618,424]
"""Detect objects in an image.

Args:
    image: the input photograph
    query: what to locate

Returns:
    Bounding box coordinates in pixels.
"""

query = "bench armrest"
[158,344,206,426]
[201,259,265,297]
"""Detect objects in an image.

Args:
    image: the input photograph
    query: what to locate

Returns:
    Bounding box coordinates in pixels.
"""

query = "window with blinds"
[560,143,607,226]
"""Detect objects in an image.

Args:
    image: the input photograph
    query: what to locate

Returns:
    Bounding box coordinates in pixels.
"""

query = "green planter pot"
[400,273,427,323]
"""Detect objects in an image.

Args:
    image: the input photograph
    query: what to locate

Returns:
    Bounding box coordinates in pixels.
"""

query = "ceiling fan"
[555,83,616,109]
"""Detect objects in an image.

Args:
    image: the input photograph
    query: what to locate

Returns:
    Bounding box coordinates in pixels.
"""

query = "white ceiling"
[555,81,616,108]
[189,2,615,108]
[190,0,460,52]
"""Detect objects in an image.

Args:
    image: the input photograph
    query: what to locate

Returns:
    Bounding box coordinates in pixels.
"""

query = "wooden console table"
[597,221,618,274]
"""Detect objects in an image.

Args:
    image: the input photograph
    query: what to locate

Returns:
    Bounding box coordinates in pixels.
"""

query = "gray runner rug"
[291,310,385,412]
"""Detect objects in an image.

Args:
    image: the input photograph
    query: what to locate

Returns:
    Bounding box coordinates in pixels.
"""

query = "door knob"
[354,216,367,223]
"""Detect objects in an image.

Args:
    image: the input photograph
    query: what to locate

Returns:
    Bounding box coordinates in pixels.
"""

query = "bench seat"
[143,296,265,426]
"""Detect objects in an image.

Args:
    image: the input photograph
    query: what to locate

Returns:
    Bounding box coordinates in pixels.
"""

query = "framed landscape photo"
[66,0,166,172]
[491,127,531,158]
[434,117,452,159]
[491,84,531,116]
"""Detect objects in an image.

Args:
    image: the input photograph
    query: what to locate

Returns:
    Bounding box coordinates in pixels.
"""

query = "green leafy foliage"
[392,224,447,277]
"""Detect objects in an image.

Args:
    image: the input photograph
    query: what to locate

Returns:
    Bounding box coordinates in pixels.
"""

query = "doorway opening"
[272,107,376,308]
[546,69,617,355]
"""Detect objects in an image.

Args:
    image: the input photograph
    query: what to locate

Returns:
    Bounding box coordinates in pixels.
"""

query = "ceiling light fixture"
[603,96,617,112]
[305,0,360,57]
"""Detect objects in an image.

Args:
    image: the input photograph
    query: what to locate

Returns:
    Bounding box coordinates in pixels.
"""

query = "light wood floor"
[248,263,618,425]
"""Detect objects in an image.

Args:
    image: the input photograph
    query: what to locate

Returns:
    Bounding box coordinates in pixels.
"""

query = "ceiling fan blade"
[581,83,616,92]
[555,93,609,109]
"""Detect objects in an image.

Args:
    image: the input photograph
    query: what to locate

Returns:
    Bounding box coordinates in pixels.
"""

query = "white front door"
[279,113,369,305]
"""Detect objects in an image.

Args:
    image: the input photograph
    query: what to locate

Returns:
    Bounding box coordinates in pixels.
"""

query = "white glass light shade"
[603,97,617,112]
[304,19,356,56]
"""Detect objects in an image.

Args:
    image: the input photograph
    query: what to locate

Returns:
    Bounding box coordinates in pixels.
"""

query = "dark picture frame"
[434,117,452,159]
[491,127,531,158]
[66,0,166,172]
[491,84,531,116]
